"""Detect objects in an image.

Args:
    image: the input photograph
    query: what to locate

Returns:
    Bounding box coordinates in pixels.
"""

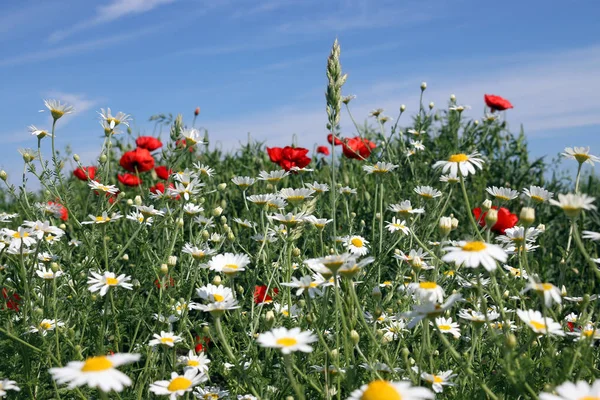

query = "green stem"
[284,354,306,400]
[460,174,484,240]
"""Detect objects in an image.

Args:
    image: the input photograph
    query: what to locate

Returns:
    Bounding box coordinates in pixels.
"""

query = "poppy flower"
[484,94,513,112]
[266,146,311,171]
[194,336,211,353]
[317,146,330,156]
[48,201,68,221]
[472,206,518,234]
[155,166,172,180]
[342,136,376,160]
[253,285,279,304]
[327,133,343,146]
[136,136,163,151]
[2,288,21,312]
[73,166,97,181]
[119,148,155,173]
[154,276,175,289]
[117,173,142,186]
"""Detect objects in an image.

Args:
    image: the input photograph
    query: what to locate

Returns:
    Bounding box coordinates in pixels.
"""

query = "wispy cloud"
[48,0,176,43]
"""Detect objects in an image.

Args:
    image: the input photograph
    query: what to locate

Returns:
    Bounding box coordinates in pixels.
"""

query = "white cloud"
[48,0,176,43]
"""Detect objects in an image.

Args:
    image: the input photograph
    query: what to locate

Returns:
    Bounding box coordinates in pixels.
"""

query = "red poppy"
[119,148,155,173]
[73,166,97,181]
[154,276,175,289]
[155,166,172,180]
[2,288,21,312]
[342,136,377,160]
[327,133,343,146]
[253,285,279,304]
[266,146,311,171]
[194,336,211,353]
[117,173,142,186]
[150,182,179,200]
[484,94,513,112]
[472,206,518,234]
[194,107,200,116]
[48,201,68,221]
[317,146,330,156]
[136,136,163,151]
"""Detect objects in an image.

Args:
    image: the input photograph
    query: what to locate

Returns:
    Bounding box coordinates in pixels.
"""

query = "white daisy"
[44,99,74,120]
[149,331,183,347]
[562,147,600,165]
[388,200,425,215]
[486,186,519,201]
[98,108,131,127]
[433,152,484,177]
[0,378,20,396]
[442,240,507,271]
[434,317,461,338]
[36,265,64,280]
[28,319,64,336]
[180,128,204,146]
[149,369,206,399]
[29,125,52,139]
[87,271,133,296]
[257,170,289,183]
[414,186,442,199]
[549,193,596,217]
[582,231,600,241]
[517,309,565,336]
[178,350,210,373]
[363,162,398,175]
[88,180,119,195]
[418,369,457,393]
[386,217,410,234]
[408,281,445,303]
[502,264,529,279]
[523,186,554,203]
[278,188,314,203]
[403,294,463,329]
[305,181,329,193]
[439,173,460,184]
[208,253,250,275]
[522,279,562,307]
[539,379,600,400]
[183,203,204,216]
[231,176,256,188]
[257,327,317,354]
[347,380,434,400]
[343,235,369,255]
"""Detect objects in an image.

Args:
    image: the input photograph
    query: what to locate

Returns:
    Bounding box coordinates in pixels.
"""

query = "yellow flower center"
[419,281,437,290]
[421,193,433,199]
[213,294,225,302]
[433,375,443,383]
[383,281,392,286]
[203,394,219,400]
[282,310,290,316]
[167,377,192,392]
[105,277,119,286]
[361,380,402,400]
[461,241,487,252]
[540,283,554,291]
[496,195,510,201]
[96,216,110,222]
[574,153,590,163]
[288,195,304,201]
[323,260,344,268]
[276,337,298,347]
[225,264,239,270]
[81,356,113,372]
[530,320,546,331]
[161,337,174,344]
[351,238,364,247]
[40,321,53,330]
[444,270,455,276]
[448,153,469,162]
[12,231,29,238]
[193,251,205,260]
[187,360,200,367]
[438,324,451,331]
[531,195,545,202]
[579,397,600,400]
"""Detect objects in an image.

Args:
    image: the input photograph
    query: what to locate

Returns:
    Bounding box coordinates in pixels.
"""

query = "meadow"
[1,40,599,399]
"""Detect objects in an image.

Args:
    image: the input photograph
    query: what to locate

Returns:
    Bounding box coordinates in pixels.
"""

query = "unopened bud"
[536,224,545,232]
[292,248,301,257]
[168,256,177,266]
[160,264,168,274]
[372,286,382,299]
[330,349,339,359]
[450,94,456,101]
[212,207,223,217]
[194,107,200,116]
[202,230,210,239]
[428,102,434,110]
[50,262,60,272]
[520,207,535,225]
[400,104,406,112]
[265,310,275,323]
[420,82,427,91]
[505,333,517,349]
[122,254,129,261]
[0,170,7,181]
[217,183,227,191]
[212,275,222,285]
[126,199,133,206]
[73,154,80,162]
[474,120,480,126]
[485,208,498,227]
[451,217,459,230]
[176,218,184,227]
[439,216,452,236]
[350,212,356,219]
[134,195,142,206]
[99,154,107,164]
[227,233,235,241]
[482,199,493,212]
[59,224,66,230]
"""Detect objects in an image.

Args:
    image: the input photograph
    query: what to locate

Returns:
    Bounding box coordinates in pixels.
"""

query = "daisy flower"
[343,235,369,255]
[305,181,329,193]
[410,139,425,150]
[522,279,562,307]
[414,186,442,199]
[278,188,314,204]
[194,386,229,399]
[208,253,250,275]
[386,217,410,234]
[36,265,64,280]
[28,319,64,336]
[434,317,461,338]
[183,203,204,215]
[0,212,18,223]
[246,194,272,207]
[408,281,445,303]
[169,180,203,201]
[49,353,140,392]
[273,303,301,318]
[568,323,600,342]
[257,327,317,354]
[178,350,210,373]
[44,99,74,120]
[232,218,256,229]
[388,200,425,215]
[126,211,153,226]
[442,240,507,271]
[458,308,499,324]
[486,186,519,201]
[433,152,484,177]
[407,129,426,136]
[3,227,36,250]
[517,309,565,336]
[180,128,204,146]
[339,186,357,195]
[362,162,398,175]
[305,253,357,275]
[539,379,600,400]
[87,271,133,296]
[268,212,306,227]
[231,176,256,188]
[193,163,215,178]
[150,369,206,399]
[149,331,183,347]
[347,380,434,400]
[257,170,289,183]
[582,231,600,241]
[304,215,333,230]
[403,294,463,328]
[0,379,19,396]
[562,146,600,165]
[135,205,165,217]
[182,243,215,261]
[496,226,541,245]
[98,108,131,127]
[29,125,52,139]
[281,276,323,298]
[382,320,408,342]
[418,369,457,393]
[523,186,553,203]
[88,180,119,194]
[81,211,122,225]
[550,193,596,217]
[439,173,460,184]
[338,256,375,278]
[502,264,529,279]
[195,284,235,303]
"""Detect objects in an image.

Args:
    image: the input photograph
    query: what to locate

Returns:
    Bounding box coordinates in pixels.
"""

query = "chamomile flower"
[257,327,317,354]
[87,271,133,296]
[178,350,210,373]
[279,188,315,203]
[403,294,463,328]
[183,203,204,215]
[36,265,64,280]
[348,380,434,400]
[407,129,426,136]
[343,235,369,255]
[550,193,597,217]
[517,309,565,336]
[29,125,52,139]
[0,212,18,223]
[386,217,410,234]
[496,226,541,245]
[257,170,289,183]
[273,302,301,318]
[414,186,442,199]
[539,379,600,400]
[268,212,306,227]
[363,162,398,175]
[281,276,323,298]
[28,319,64,336]
[135,205,165,217]
[417,369,457,393]
[388,200,425,215]
[305,181,330,193]
[442,240,507,271]
[232,218,256,229]
[381,320,408,341]
[486,186,519,201]
[433,152,484,177]
[150,369,206,399]
[208,253,249,276]
[126,210,153,226]
[194,386,229,399]
[458,308,499,324]
[305,253,357,275]
[88,180,119,194]
[44,99,74,120]
[522,279,562,307]
[98,108,131,127]
[193,163,215,178]
[149,331,183,347]
[410,139,425,151]
[502,264,529,279]
[195,284,235,303]
[304,215,333,230]
[339,186,357,195]
[3,227,36,249]
[582,231,600,241]
[231,176,256,188]
[408,281,445,303]
[434,317,461,338]
[523,186,553,203]
[0,379,19,396]
[169,180,203,201]
[562,147,600,165]
[439,173,460,184]
[49,353,140,392]
[180,128,204,146]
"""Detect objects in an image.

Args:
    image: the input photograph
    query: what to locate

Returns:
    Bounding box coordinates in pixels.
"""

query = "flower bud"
[401,348,410,358]
[265,310,275,324]
[227,233,235,241]
[439,216,452,236]
[292,247,301,257]
[450,94,456,101]
[505,333,517,349]
[221,216,228,224]
[212,275,222,285]
[350,212,356,219]
[202,230,209,239]
[122,254,129,261]
[375,212,381,219]
[474,120,479,126]
[50,262,60,272]
[134,195,142,206]
[160,264,168,274]
[168,256,177,266]
[217,183,227,191]
[59,224,66,230]
[176,218,184,227]
[536,224,545,233]
[99,154,107,164]
[212,207,223,217]
[482,199,493,212]
[400,104,406,112]
[428,102,434,110]
[73,154,80,162]
[350,330,360,344]
[520,207,535,225]
[372,286,382,299]
[485,208,498,227]
[0,170,7,181]
[330,349,339,360]
[420,82,427,90]
[126,199,133,206]
[450,217,459,230]
[194,107,200,116]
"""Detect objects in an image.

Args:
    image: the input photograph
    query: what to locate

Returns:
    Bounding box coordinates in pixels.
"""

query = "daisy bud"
[212,275,222,285]
[372,286,382,299]
[292,247,301,257]
[212,207,223,217]
[0,170,6,181]
[420,81,427,91]
[134,195,142,205]
[520,207,535,225]
[122,254,129,261]
[330,349,339,360]
[375,212,381,219]
[536,224,545,232]
[429,102,434,110]
[286,397,294,400]
[450,94,456,101]
[360,220,365,227]
[485,208,498,227]
[99,154,107,164]
[394,249,401,255]
[439,216,452,236]
[91,294,98,301]
[194,107,200,116]
[59,224,66,230]
[364,191,371,201]
[73,154,80,162]
[160,264,168,274]
[227,233,235,241]
[482,199,493,212]
[329,248,335,254]
[561,285,567,296]
[218,183,227,191]
[168,256,177,266]
[400,104,406,112]
[51,262,60,272]
[266,184,274,191]
[176,218,184,227]
[503,290,509,299]
[202,230,210,239]
[349,329,360,344]
[221,216,227,224]
[133,279,140,288]
[34,307,43,316]
[451,217,459,230]
[474,120,479,126]
[265,310,275,323]
[126,199,133,206]
[433,350,440,356]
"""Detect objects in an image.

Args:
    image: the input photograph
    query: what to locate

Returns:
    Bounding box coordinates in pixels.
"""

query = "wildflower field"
[2,40,600,399]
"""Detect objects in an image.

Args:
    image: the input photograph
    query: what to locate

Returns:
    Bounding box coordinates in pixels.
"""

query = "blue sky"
[1,0,599,185]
